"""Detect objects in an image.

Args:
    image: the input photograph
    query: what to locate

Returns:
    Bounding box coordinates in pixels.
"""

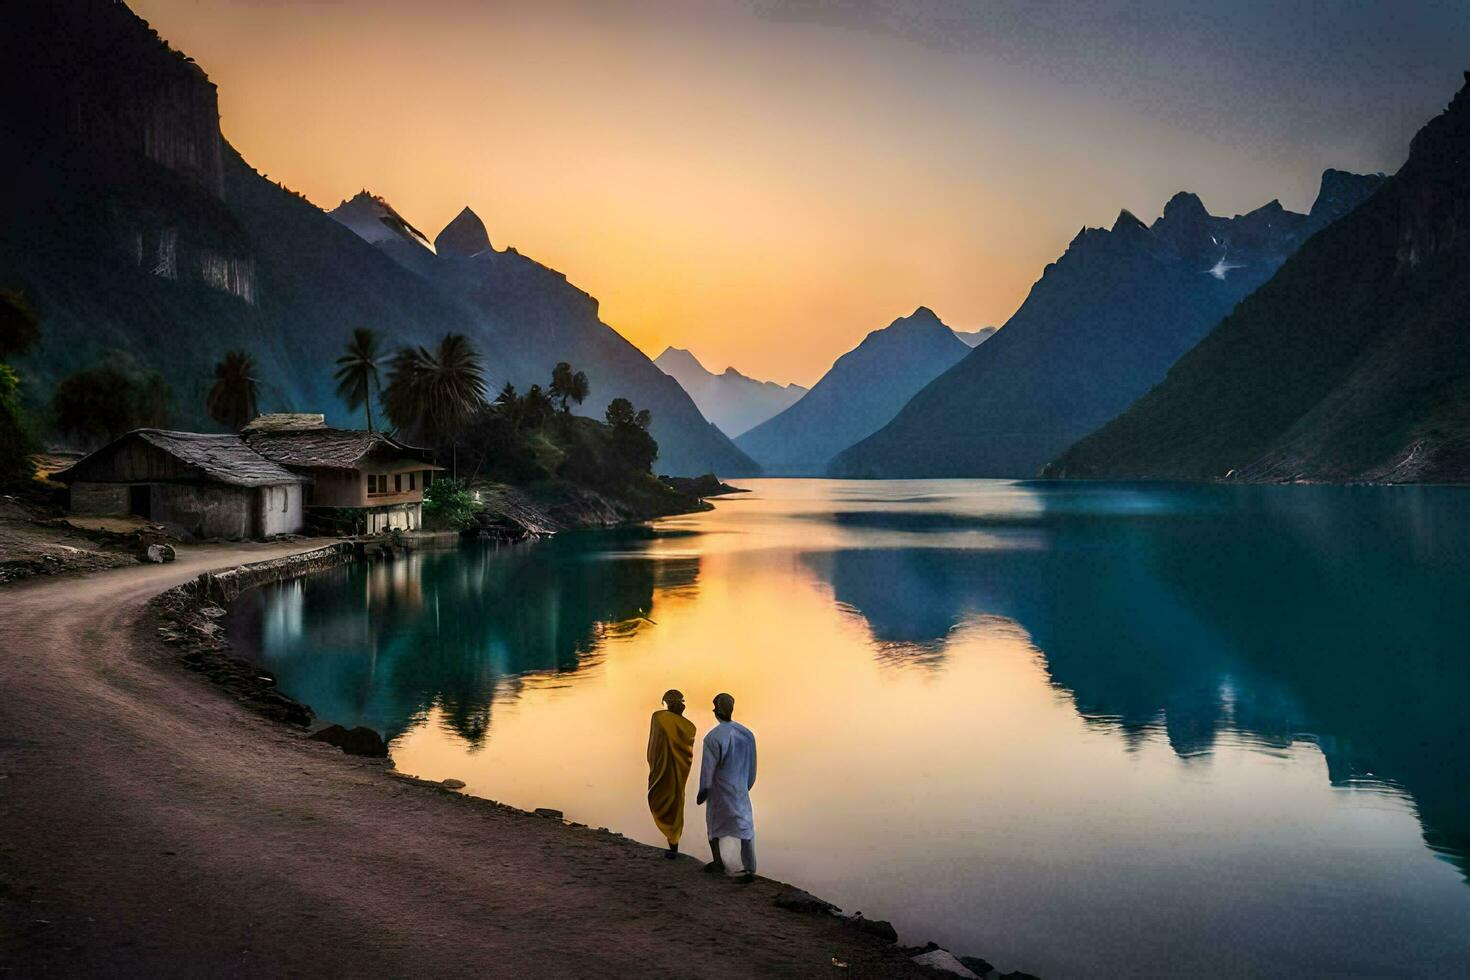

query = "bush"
[0,364,35,486]
[422,478,478,530]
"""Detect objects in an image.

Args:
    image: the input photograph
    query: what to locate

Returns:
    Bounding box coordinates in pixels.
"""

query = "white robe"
[699,720,757,840]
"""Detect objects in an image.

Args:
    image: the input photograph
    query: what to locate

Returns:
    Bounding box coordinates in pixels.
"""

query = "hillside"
[734,307,970,474]
[0,0,751,477]
[1048,74,1470,483]
[828,173,1383,479]
[330,197,758,477]
[653,347,806,438]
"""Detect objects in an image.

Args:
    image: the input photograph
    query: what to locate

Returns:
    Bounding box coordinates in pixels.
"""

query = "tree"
[604,398,658,473]
[0,289,41,362]
[520,384,554,430]
[382,333,487,476]
[549,361,590,414]
[206,350,259,431]
[133,374,172,429]
[334,328,382,432]
[54,367,139,448]
[492,382,523,430]
[0,364,34,485]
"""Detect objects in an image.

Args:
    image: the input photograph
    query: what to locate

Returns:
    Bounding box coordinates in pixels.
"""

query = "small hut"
[56,430,306,539]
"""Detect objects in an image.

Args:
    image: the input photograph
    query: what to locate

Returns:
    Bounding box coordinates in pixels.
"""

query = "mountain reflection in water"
[229,480,1470,978]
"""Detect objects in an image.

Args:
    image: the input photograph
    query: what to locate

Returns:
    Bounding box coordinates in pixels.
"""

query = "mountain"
[734,307,970,474]
[327,196,756,476]
[828,173,1384,479]
[1048,74,1470,484]
[653,347,807,438]
[952,327,997,347]
[0,1,752,478]
[0,0,494,437]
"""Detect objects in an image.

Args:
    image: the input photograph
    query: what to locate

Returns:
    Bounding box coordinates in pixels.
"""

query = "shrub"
[422,477,478,530]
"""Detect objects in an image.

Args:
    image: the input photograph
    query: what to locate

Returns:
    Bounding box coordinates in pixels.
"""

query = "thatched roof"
[55,430,306,487]
[243,427,439,470]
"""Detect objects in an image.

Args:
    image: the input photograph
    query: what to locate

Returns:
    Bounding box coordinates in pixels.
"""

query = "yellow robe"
[646,709,696,845]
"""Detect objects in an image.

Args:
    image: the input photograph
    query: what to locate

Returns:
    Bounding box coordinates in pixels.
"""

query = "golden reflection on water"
[251,480,1470,977]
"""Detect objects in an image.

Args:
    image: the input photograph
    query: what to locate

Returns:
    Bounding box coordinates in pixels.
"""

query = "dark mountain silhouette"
[0,0,752,475]
[735,307,970,474]
[329,194,758,476]
[828,174,1383,478]
[1050,74,1470,483]
[653,347,807,438]
[952,326,997,347]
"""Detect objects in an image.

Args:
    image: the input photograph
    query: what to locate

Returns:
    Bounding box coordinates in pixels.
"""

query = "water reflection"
[230,480,1470,976]
[232,533,701,745]
[805,484,1470,876]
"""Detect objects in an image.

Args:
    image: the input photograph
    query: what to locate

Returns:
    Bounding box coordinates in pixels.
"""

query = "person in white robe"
[696,692,757,878]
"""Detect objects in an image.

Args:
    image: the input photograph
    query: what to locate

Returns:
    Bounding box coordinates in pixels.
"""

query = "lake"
[228,479,1470,977]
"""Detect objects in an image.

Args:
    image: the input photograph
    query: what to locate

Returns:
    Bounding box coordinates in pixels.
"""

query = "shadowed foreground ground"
[0,544,926,977]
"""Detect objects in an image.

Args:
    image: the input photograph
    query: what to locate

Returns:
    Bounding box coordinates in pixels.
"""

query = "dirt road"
[0,545,925,977]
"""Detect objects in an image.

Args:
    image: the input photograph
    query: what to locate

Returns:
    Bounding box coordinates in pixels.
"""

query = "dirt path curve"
[0,545,923,978]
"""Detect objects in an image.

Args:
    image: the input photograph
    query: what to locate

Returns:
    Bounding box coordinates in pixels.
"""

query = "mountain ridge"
[653,347,807,438]
[735,306,970,474]
[1047,73,1470,483]
[828,170,1384,479]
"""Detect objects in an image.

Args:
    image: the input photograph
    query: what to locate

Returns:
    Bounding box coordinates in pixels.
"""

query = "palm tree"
[549,361,590,413]
[334,328,382,431]
[493,382,523,430]
[382,333,487,476]
[206,350,259,431]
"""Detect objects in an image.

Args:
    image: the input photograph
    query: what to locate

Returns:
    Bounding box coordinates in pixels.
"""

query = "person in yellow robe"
[646,689,696,858]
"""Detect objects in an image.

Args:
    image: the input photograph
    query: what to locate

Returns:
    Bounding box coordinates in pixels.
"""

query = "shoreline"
[143,537,1030,979]
[0,530,1032,977]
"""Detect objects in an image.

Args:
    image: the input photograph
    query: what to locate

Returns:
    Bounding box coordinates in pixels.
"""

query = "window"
[367,474,377,494]
[394,473,403,493]
[409,472,416,491]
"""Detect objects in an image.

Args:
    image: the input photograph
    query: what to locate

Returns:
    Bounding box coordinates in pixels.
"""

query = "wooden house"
[242,414,443,533]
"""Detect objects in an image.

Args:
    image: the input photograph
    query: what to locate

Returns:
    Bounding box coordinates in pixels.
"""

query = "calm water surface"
[229,479,1470,977]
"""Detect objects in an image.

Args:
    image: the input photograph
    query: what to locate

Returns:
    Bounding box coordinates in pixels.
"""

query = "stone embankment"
[150,542,359,727]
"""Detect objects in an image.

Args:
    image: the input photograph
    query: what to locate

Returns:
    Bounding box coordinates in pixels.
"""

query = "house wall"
[152,483,254,540]
[256,483,304,537]
[70,482,131,516]
[306,464,435,509]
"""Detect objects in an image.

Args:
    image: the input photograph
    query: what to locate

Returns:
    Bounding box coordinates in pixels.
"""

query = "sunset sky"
[131,0,1466,386]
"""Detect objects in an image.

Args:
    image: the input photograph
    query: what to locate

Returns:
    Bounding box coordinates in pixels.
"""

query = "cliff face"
[828,173,1382,479]
[0,0,487,433]
[1048,73,1470,483]
[2,0,255,306]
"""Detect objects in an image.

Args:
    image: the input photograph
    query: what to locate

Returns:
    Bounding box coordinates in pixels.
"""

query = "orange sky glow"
[127,0,1430,386]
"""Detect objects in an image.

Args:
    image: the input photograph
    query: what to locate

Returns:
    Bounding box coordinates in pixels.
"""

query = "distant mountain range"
[1049,74,1470,483]
[828,171,1384,478]
[0,0,754,477]
[736,307,970,474]
[952,327,997,347]
[652,348,807,438]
